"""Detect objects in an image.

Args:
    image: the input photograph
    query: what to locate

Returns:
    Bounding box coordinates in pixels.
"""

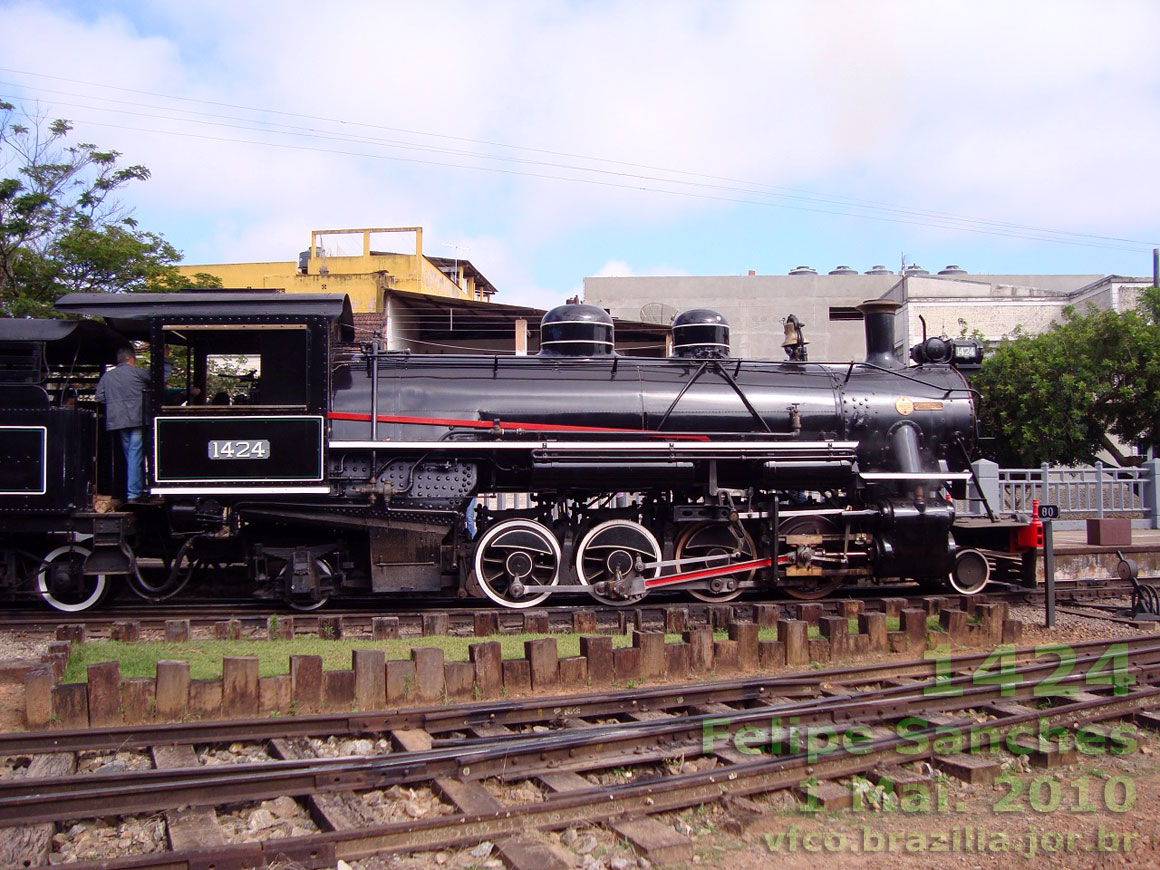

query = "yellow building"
[176,226,496,313]
[177,224,666,356]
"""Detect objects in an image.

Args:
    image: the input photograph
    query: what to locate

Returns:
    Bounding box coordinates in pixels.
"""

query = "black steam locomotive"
[0,291,1036,612]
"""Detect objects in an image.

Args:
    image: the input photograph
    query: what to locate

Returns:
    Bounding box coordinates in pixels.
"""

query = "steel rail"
[5,644,1160,828]
[331,687,1160,863]
[31,682,1160,870]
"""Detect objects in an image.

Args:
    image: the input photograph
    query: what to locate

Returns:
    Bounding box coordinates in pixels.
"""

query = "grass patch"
[794,620,864,640]
[926,615,946,633]
[63,632,638,682]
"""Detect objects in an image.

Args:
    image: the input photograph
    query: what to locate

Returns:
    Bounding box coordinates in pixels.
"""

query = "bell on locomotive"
[780,314,808,361]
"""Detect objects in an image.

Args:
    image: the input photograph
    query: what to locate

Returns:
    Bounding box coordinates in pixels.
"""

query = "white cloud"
[592,260,636,279]
[593,260,689,279]
[1,0,1157,304]
[449,233,570,312]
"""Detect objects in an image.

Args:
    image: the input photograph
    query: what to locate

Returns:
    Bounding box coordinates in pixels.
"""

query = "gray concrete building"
[585,266,1152,363]
[889,273,1151,354]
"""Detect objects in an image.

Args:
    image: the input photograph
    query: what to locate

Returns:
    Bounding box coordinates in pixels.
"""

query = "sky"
[1,0,1158,310]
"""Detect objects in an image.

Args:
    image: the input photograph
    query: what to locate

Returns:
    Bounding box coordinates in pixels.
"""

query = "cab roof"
[0,318,128,365]
[55,291,355,341]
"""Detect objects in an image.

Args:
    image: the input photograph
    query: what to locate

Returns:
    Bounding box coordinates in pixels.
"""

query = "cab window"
[162,325,309,409]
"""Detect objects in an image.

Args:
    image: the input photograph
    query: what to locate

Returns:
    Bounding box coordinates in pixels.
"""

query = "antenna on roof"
[442,242,470,291]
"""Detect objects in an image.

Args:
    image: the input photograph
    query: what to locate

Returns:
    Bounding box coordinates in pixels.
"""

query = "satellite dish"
[639,302,678,325]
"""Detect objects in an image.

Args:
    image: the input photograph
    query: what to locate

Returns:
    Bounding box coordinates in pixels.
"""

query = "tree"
[0,102,216,317]
[973,287,1160,466]
[205,354,258,404]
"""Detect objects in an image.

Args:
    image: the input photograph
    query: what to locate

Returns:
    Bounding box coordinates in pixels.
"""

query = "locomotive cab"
[48,292,355,611]
[56,291,353,499]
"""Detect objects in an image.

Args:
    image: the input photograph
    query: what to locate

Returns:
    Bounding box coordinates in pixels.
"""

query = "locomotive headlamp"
[910,336,952,365]
[909,336,984,369]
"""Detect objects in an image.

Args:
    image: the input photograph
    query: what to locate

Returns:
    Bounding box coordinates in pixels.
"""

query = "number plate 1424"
[208,439,270,460]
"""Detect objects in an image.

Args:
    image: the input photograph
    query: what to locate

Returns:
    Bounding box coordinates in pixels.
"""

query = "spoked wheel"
[36,544,109,613]
[575,519,660,606]
[674,521,756,603]
[473,519,561,609]
[777,516,846,601]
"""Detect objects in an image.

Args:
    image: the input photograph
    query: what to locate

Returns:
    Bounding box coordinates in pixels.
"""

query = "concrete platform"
[1041,528,1160,580]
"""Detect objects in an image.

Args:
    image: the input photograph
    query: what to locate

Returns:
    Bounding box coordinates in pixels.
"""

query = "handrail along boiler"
[0,291,1034,611]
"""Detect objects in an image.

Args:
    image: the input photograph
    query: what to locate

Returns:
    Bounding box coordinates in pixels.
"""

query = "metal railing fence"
[962,458,1160,529]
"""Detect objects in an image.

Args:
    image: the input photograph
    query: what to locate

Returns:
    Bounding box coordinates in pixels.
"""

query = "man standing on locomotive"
[94,345,151,503]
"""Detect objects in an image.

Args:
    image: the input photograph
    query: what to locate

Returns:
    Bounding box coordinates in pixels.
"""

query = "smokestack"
[856,299,902,368]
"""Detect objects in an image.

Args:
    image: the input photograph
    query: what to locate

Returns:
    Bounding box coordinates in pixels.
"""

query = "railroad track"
[3,634,1159,868]
[0,578,1141,637]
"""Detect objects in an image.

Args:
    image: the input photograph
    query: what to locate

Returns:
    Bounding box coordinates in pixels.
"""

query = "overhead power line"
[2,68,1157,253]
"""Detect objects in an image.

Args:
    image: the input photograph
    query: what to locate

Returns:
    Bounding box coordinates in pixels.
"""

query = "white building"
[584,266,1155,363]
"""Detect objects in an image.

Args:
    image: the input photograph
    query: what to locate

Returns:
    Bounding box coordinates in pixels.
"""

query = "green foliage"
[62,631,637,681]
[0,102,215,316]
[974,323,1107,465]
[156,270,222,291]
[206,353,256,402]
[974,288,1160,466]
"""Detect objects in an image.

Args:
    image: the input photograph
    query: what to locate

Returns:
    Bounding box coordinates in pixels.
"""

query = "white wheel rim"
[37,545,107,612]
[948,550,990,595]
[473,519,561,609]
[575,519,659,605]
